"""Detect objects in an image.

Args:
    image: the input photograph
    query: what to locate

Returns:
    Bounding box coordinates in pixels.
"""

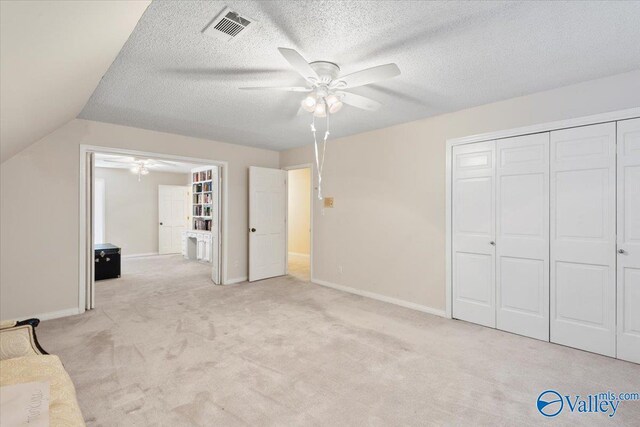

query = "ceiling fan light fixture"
[313,101,326,117]
[325,94,343,114]
[301,94,317,112]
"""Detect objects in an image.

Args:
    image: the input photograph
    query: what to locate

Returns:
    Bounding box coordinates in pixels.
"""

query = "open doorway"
[79,147,227,312]
[94,154,194,258]
[286,166,312,281]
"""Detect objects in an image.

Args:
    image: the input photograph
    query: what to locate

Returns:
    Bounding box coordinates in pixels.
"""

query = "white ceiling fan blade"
[99,155,134,161]
[240,86,312,92]
[277,47,318,82]
[337,63,400,89]
[151,159,182,166]
[101,159,134,165]
[337,91,382,111]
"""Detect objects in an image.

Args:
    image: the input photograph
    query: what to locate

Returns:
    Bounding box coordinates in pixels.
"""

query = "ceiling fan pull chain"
[311,113,331,201]
[312,115,323,200]
[320,114,329,178]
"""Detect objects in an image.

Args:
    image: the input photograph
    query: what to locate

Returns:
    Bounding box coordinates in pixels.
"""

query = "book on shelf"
[192,170,214,183]
[193,193,213,204]
[193,218,212,231]
[192,205,213,217]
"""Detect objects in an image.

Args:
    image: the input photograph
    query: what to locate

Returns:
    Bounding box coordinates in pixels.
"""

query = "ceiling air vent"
[203,7,254,42]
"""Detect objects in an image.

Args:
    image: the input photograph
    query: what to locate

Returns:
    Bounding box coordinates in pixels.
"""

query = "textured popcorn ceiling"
[80,1,640,151]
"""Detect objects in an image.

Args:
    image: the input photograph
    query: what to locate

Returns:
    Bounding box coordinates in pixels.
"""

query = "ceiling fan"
[240,48,401,117]
[98,156,182,181]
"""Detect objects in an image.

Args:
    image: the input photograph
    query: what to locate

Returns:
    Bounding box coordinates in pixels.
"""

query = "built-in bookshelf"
[183,165,220,280]
[191,167,216,231]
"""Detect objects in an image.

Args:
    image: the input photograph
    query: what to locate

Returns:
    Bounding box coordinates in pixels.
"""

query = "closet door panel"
[617,118,640,364]
[496,133,549,340]
[452,141,496,328]
[550,123,616,357]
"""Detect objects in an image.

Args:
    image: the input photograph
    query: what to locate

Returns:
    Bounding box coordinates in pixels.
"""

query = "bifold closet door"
[617,118,640,364]
[496,134,549,341]
[452,141,496,328]
[550,122,616,357]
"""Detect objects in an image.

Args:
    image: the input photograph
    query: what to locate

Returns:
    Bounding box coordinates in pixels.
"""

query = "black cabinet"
[94,243,121,281]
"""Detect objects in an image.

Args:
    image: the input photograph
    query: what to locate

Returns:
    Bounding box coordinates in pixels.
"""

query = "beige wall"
[287,168,311,255]
[95,167,189,256]
[0,119,279,320]
[0,0,150,162]
[280,70,640,314]
[1,71,638,321]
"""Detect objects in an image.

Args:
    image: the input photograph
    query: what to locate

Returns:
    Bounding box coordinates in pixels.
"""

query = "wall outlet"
[338,265,343,274]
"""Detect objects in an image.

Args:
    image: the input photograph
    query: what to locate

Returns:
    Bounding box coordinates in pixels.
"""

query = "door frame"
[445,107,640,319]
[283,163,314,280]
[79,145,229,313]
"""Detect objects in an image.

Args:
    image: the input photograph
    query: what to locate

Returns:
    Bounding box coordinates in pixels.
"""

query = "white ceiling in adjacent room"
[95,153,202,174]
[78,1,640,151]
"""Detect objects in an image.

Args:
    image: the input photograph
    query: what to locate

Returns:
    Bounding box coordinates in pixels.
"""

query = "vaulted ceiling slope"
[79,1,640,151]
[0,0,150,163]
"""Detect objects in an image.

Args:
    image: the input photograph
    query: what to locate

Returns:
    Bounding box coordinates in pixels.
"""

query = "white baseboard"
[288,252,310,258]
[122,252,160,259]
[311,277,447,318]
[224,276,247,285]
[0,307,83,323]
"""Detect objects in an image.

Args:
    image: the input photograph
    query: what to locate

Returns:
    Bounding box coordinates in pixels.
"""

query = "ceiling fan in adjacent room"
[240,48,401,117]
[98,156,182,181]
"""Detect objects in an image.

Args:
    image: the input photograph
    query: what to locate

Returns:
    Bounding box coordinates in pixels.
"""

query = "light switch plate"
[323,197,334,208]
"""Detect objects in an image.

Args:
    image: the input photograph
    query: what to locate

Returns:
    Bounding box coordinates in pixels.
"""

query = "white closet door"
[452,141,496,328]
[617,118,640,364]
[496,133,549,341]
[550,123,616,357]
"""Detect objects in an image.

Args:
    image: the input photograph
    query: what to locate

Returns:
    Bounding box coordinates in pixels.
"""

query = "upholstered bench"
[0,319,85,426]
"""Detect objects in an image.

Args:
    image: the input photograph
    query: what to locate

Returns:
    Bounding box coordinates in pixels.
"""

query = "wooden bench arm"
[0,318,48,360]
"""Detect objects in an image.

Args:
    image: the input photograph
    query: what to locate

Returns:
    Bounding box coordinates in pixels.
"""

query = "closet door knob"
[250,228,256,233]
[618,249,626,254]
[489,241,496,246]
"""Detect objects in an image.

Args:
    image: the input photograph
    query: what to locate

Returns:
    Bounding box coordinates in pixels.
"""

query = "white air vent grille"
[203,7,254,42]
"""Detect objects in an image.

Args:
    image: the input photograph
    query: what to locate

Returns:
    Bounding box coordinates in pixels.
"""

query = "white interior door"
[93,178,106,244]
[452,141,496,328]
[617,118,640,364]
[159,185,189,254]
[211,166,221,285]
[550,123,616,357]
[496,133,550,341]
[86,152,95,310]
[249,166,287,282]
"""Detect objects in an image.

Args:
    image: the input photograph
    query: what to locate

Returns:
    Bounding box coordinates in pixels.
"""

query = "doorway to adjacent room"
[286,166,312,281]
[79,146,228,312]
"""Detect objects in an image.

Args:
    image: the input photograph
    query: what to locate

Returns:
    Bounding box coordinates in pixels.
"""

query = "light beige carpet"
[288,253,310,281]
[38,255,640,426]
